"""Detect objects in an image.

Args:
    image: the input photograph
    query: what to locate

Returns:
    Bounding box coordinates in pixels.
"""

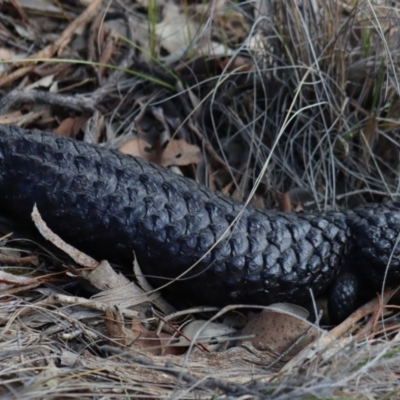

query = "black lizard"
[1,124,399,322]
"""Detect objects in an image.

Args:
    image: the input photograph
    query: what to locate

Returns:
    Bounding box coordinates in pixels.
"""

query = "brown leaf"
[361,115,377,160]
[240,305,318,362]
[161,139,201,167]
[104,307,128,346]
[277,191,292,212]
[131,318,157,352]
[53,116,88,138]
[159,332,184,356]
[119,138,150,159]
[119,138,201,167]
[131,319,181,356]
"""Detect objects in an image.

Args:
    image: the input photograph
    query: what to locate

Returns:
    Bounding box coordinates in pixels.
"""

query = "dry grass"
[2,295,400,399]
[1,0,400,398]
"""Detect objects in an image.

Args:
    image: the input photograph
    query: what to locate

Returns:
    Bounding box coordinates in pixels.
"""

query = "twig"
[44,293,140,319]
[0,90,95,115]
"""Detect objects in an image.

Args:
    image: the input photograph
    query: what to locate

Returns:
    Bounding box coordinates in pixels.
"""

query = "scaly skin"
[0,125,399,322]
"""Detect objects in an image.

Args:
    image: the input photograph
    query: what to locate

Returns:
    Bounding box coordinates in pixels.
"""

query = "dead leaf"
[0,252,37,265]
[161,139,201,167]
[38,359,60,387]
[131,319,161,355]
[0,110,47,125]
[119,138,151,159]
[129,319,183,356]
[0,0,102,87]
[156,3,199,62]
[104,307,135,346]
[86,261,154,312]
[83,110,104,144]
[31,204,98,268]
[119,138,201,167]
[53,116,88,138]
[25,75,55,90]
[240,305,318,362]
[83,259,174,314]
[82,260,133,291]
[0,48,17,62]
[0,270,32,288]
[159,332,185,356]
[177,320,237,351]
[277,191,292,212]
[31,205,170,314]
[361,115,378,161]
[60,350,79,367]
[19,0,69,17]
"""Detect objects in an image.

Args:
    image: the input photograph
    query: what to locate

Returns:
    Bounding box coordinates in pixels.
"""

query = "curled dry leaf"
[31,204,98,268]
[278,191,292,212]
[76,260,156,314]
[119,138,201,167]
[104,307,136,347]
[240,305,318,363]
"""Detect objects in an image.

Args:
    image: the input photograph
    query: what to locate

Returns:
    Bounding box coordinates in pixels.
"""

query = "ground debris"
[1,0,400,398]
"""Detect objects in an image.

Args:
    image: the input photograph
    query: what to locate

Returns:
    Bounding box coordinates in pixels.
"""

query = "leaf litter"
[1,0,400,398]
